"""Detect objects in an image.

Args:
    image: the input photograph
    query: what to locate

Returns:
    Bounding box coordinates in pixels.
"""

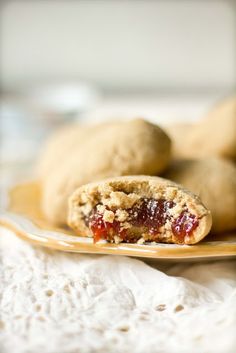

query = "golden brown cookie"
[166,96,236,160]
[68,175,212,245]
[37,121,116,179]
[37,123,87,179]
[187,96,236,160]
[164,158,236,233]
[40,119,171,225]
[163,123,193,159]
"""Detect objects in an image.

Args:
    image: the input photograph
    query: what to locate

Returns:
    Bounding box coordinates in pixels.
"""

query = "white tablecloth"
[0,227,235,353]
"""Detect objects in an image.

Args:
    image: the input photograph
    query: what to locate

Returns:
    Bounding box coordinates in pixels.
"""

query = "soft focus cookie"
[165,158,236,233]
[40,119,171,225]
[187,96,236,160]
[37,121,115,179]
[37,123,87,178]
[164,96,236,160]
[68,175,212,245]
[163,123,193,159]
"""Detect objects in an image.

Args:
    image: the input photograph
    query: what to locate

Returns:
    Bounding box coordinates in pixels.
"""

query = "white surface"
[1,1,235,90]
[84,93,225,125]
[0,92,225,167]
[0,228,236,353]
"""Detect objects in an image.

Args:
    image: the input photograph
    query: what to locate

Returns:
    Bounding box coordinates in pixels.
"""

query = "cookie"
[187,96,236,160]
[40,119,171,225]
[164,158,236,233]
[163,123,193,159]
[68,175,212,245]
[172,96,236,160]
[37,121,115,179]
[164,96,236,160]
[37,123,87,179]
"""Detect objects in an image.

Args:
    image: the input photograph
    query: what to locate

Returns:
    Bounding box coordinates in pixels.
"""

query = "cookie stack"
[37,96,236,245]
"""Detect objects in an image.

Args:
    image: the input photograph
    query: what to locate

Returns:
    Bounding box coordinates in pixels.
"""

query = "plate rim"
[1,210,236,260]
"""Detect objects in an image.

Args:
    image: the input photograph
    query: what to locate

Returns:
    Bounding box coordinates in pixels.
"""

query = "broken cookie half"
[68,176,212,245]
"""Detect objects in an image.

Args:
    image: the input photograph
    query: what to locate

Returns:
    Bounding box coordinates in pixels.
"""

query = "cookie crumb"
[121,222,131,230]
[115,209,129,222]
[114,236,122,244]
[97,204,106,214]
[103,210,115,223]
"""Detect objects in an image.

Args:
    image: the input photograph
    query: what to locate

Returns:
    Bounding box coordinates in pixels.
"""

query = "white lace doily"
[0,227,236,353]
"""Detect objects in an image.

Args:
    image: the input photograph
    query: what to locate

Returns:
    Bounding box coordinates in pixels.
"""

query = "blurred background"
[0,0,235,186]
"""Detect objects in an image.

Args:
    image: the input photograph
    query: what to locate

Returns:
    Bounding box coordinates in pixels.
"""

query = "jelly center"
[87,198,199,243]
[171,211,199,241]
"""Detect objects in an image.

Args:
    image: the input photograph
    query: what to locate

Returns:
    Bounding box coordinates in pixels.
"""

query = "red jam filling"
[89,212,127,243]
[171,211,199,241]
[129,199,175,234]
[86,198,199,243]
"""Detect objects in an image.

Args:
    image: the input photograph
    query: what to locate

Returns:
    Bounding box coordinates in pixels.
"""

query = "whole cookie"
[40,119,172,225]
[68,175,212,245]
[164,158,236,233]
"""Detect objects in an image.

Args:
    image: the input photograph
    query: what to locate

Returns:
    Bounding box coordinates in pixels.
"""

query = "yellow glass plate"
[0,182,236,260]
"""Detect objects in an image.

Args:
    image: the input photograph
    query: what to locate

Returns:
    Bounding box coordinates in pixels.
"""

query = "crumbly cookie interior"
[68,177,210,245]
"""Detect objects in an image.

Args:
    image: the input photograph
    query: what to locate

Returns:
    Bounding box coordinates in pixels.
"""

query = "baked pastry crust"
[68,176,212,245]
